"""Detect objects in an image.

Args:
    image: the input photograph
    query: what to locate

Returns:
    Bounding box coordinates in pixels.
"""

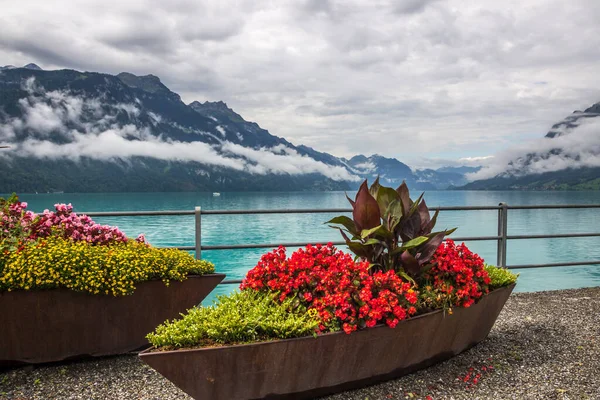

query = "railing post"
[497,202,508,268]
[195,206,202,260]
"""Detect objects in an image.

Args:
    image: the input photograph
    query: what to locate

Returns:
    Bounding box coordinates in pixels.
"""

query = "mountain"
[0,65,470,193]
[461,101,600,190]
[1,63,41,71]
[0,67,355,192]
[23,63,42,71]
[436,166,481,175]
[414,166,482,189]
[458,167,600,190]
[344,154,430,189]
[545,103,600,138]
[414,169,468,189]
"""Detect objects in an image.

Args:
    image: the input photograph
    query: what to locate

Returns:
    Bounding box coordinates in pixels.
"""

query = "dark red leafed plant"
[326,178,456,278]
[237,183,503,337]
[241,243,418,334]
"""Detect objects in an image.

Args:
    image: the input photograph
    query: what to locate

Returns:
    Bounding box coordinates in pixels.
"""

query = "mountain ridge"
[0,65,474,193]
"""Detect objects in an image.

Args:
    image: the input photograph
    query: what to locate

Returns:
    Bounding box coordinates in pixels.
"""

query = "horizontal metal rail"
[77,204,600,218]
[507,233,600,240]
[507,260,600,269]
[192,236,501,251]
[84,210,194,217]
[507,204,600,210]
[74,203,600,281]
[160,232,600,252]
[80,205,504,218]
[200,205,502,215]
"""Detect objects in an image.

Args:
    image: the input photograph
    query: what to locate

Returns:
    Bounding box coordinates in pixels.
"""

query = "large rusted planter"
[0,273,225,365]
[140,284,514,400]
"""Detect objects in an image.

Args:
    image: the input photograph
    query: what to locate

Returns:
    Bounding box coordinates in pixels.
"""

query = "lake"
[12,190,600,302]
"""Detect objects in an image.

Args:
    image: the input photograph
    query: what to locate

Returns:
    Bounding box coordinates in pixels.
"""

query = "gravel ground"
[1,287,599,400]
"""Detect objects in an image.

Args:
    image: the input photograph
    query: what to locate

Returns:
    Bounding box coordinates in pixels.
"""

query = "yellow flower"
[0,237,214,296]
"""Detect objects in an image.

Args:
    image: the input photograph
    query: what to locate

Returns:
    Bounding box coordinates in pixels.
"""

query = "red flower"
[424,240,490,309]
[241,243,418,334]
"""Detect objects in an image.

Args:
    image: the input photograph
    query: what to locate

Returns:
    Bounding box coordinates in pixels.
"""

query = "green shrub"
[146,290,321,349]
[485,264,518,289]
[0,237,214,295]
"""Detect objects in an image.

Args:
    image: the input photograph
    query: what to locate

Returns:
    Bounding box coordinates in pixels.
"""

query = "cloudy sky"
[1,0,600,169]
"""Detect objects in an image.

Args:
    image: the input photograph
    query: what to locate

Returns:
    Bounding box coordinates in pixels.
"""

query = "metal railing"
[84,203,600,285]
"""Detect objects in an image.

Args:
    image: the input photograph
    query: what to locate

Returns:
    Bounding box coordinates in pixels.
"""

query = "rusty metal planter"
[0,273,225,365]
[140,284,514,400]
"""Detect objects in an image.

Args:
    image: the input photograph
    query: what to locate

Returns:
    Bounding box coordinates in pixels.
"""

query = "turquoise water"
[11,191,600,301]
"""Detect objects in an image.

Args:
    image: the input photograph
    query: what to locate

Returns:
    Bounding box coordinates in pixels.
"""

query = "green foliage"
[485,264,518,289]
[0,236,214,295]
[147,290,321,349]
[327,178,455,277]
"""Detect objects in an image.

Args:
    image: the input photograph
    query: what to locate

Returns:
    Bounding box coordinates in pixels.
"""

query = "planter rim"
[0,272,226,296]
[140,282,515,357]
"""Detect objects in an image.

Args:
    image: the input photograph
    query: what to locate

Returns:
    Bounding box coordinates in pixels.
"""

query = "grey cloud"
[296,0,347,20]
[97,19,175,54]
[392,0,441,14]
[1,0,600,170]
[1,40,75,71]
[301,0,333,15]
[296,96,424,117]
[180,22,244,42]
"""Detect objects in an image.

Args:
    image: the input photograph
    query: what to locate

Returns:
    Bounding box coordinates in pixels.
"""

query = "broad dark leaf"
[409,192,424,216]
[391,236,429,255]
[345,192,355,207]
[347,242,373,259]
[400,250,420,276]
[325,216,358,236]
[363,238,382,246]
[417,199,431,232]
[340,229,352,243]
[361,224,393,240]
[427,227,457,239]
[369,176,381,198]
[399,212,421,241]
[445,227,457,236]
[340,229,371,259]
[416,231,445,264]
[376,186,399,218]
[424,208,440,234]
[353,180,381,231]
[396,181,411,216]
[397,269,416,284]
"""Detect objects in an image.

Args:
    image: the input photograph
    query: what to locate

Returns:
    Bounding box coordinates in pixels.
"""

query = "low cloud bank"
[1,78,357,182]
[467,116,600,181]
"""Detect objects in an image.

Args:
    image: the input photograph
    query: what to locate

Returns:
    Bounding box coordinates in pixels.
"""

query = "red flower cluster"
[241,243,418,334]
[425,239,491,308]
